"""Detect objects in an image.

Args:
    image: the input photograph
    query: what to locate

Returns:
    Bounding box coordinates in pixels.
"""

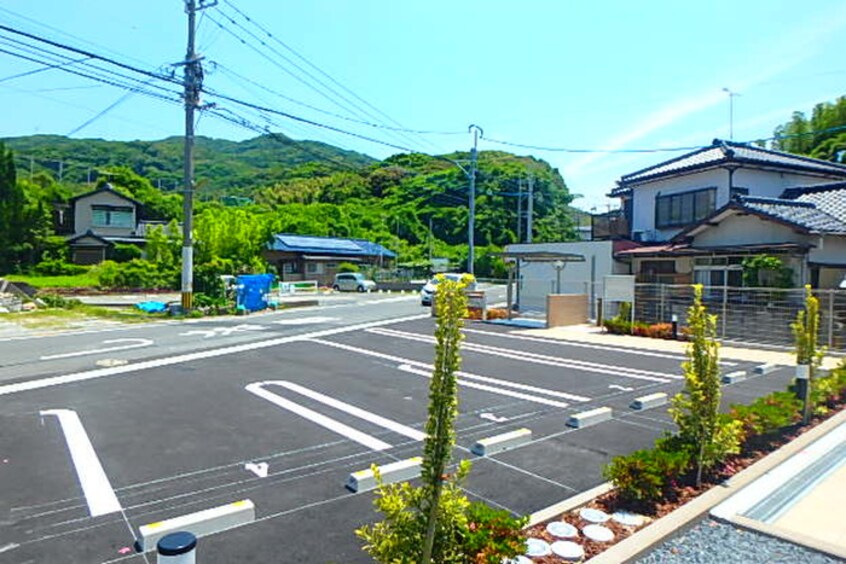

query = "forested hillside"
[770,95,846,162]
[0,134,578,280]
[4,134,375,198]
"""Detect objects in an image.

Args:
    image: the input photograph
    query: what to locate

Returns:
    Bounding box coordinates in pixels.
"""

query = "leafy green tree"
[670,284,742,487]
[771,96,846,162]
[0,143,25,272]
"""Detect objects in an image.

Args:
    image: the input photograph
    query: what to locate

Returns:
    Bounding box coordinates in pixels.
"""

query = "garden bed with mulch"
[521,400,845,562]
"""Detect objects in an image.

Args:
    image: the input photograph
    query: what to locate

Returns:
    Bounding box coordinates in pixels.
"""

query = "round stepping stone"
[579,507,610,523]
[546,521,579,538]
[612,510,644,527]
[551,540,585,561]
[524,538,552,557]
[505,557,533,564]
[583,524,615,542]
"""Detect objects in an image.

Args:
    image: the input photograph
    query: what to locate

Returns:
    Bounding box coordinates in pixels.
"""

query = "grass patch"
[0,305,163,331]
[5,271,100,289]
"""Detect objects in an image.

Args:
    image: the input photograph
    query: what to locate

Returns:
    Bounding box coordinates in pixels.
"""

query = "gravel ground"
[637,519,843,563]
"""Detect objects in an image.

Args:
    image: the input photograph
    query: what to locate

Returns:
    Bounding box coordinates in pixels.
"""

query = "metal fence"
[633,284,846,350]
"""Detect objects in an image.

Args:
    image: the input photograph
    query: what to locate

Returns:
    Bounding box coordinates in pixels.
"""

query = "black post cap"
[157,531,197,556]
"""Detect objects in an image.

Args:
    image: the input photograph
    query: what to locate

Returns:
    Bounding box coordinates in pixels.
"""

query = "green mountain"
[3,134,376,199]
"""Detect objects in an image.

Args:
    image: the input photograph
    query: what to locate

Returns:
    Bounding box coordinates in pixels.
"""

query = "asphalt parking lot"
[0,315,796,563]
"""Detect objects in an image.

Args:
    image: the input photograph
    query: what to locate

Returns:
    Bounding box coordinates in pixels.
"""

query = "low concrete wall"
[376,282,425,292]
[546,294,588,327]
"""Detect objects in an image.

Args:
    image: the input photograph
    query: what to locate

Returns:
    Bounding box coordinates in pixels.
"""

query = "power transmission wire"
[205,10,430,153]
[212,61,463,136]
[66,78,156,136]
[219,0,445,153]
[0,55,90,83]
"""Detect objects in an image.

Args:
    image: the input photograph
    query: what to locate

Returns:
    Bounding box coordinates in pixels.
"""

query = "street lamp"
[553,259,565,294]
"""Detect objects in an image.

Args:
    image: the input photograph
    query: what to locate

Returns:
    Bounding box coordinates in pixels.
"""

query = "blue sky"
[1,0,845,210]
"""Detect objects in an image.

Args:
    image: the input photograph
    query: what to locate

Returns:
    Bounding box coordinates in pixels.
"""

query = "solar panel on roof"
[278,235,363,252]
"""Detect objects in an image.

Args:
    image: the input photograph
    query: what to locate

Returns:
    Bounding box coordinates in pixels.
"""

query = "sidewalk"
[523,323,843,370]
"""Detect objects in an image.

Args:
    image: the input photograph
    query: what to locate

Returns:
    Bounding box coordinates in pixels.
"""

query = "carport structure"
[493,250,585,321]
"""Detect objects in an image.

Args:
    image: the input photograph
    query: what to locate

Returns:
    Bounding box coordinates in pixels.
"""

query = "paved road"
[0,286,795,563]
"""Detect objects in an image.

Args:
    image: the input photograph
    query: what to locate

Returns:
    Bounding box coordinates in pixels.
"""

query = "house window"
[306,263,324,274]
[693,256,743,287]
[92,206,133,228]
[655,188,716,229]
[283,262,300,274]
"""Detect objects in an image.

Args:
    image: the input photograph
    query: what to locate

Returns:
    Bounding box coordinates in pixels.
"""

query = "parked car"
[420,273,476,306]
[332,272,376,292]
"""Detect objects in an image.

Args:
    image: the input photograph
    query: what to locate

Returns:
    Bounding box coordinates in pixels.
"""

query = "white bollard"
[157,532,196,564]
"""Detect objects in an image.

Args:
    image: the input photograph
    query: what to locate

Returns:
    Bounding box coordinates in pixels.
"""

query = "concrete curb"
[585,407,846,563]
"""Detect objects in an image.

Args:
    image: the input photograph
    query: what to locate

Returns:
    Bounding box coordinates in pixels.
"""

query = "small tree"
[420,274,470,563]
[357,274,525,563]
[670,284,742,487]
[791,285,825,424]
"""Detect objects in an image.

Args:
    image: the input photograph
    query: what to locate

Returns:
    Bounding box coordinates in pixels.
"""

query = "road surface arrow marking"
[608,385,634,391]
[245,462,269,478]
[480,413,508,423]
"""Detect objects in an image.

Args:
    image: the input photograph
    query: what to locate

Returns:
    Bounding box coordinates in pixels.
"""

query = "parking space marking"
[39,338,153,360]
[0,314,429,397]
[368,327,679,382]
[397,364,573,408]
[245,382,393,451]
[461,328,738,366]
[259,381,426,441]
[308,338,589,405]
[39,409,122,517]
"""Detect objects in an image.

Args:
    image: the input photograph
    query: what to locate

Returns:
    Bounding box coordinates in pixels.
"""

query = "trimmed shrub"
[38,293,83,309]
[110,243,142,263]
[730,391,801,439]
[462,502,527,564]
[33,259,88,276]
[603,441,691,503]
[338,262,359,273]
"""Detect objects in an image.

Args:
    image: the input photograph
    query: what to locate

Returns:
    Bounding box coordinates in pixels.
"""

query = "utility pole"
[467,124,482,275]
[526,175,534,243]
[428,216,433,264]
[516,178,523,243]
[180,0,214,310]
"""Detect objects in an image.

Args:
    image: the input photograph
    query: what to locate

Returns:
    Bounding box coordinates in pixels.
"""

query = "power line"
[206,9,431,153]
[482,137,703,154]
[212,61,463,136]
[218,0,445,153]
[0,54,90,83]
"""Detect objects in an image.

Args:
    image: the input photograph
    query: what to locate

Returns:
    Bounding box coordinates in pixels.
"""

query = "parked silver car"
[332,272,376,292]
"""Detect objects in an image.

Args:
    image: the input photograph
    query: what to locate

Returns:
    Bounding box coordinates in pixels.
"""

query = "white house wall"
[692,214,807,247]
[74,191,137,237]
[629,167,842,241]
[630,169,726,240]
[504,240,625,311]
[810,235,846,266]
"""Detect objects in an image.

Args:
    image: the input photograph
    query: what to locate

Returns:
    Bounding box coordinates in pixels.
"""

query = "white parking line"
[397,364,572,408]
[39,338,153,360]
[461,328,738,366]
[39,409,122,517]
[368,327,678,382]
[0,314,429,397]
[308,338,588,407]
[245,383,392,451]
[263,381,426,442]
